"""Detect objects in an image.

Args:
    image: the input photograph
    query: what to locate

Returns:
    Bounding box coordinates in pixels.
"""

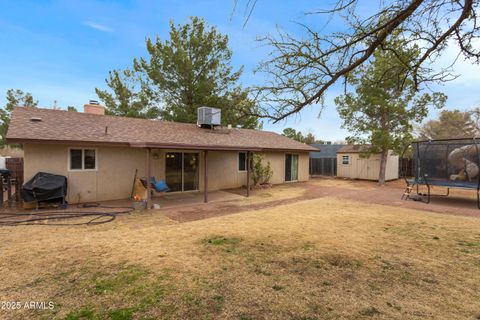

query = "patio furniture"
[21,172,68,209]
[149,177,170,193]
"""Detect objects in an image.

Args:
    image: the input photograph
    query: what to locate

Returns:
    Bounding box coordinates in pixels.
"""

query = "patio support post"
[246,151,251,197]
[0,176,3,207]
[204,150,208,203]
[146,148,151,209]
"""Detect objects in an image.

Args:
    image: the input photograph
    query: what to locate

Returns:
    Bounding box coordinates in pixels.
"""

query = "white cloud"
[430,39,480,84]
[83,21,114,33]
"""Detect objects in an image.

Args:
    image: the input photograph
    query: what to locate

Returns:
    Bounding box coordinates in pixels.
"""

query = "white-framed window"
[69,148,97,171]
[238,152,247,171]
[342,155,349,165]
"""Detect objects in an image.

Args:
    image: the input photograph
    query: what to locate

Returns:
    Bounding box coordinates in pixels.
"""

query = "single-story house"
[309,143,346,176]
[6,104,318,205]
[336,145,399,181]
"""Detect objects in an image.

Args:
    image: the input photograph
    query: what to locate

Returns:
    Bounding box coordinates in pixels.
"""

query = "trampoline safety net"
[413,138,480,190]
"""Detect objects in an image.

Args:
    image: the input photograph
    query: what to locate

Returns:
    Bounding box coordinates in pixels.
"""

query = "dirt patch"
[161,178,480,223]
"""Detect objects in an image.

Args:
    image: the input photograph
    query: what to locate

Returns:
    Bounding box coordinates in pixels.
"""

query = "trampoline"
[404,138,480,208]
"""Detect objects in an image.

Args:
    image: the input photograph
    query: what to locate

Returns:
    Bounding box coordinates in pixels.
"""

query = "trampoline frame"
[404,138,480,209]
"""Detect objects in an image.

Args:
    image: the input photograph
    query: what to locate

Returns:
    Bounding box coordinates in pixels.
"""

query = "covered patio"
[103,190,246,210]
[133,145,256,209]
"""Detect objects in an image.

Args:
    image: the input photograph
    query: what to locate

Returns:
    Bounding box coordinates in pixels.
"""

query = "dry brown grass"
[234,183,308,205]
[0,190,479,319]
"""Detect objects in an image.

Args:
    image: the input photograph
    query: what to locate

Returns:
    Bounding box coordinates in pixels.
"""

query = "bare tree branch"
[248,0,479,122]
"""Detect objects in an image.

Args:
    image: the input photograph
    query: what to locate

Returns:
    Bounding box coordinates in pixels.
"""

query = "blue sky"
[1,0,479,141]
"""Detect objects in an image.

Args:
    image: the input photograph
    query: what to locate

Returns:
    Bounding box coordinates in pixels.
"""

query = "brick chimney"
[83,100,105,115]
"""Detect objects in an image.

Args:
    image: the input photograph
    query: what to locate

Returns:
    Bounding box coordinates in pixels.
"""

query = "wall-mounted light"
[153,153,160,160]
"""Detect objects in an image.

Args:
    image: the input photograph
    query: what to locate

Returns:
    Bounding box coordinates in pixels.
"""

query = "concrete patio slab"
[153,190,245,208]
[97,190,246,210]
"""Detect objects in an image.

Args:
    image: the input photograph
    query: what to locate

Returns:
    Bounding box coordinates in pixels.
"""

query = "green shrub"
[251,154,273,186]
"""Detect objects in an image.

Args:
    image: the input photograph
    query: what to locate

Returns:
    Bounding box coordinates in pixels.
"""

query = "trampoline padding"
[413,179,478,189]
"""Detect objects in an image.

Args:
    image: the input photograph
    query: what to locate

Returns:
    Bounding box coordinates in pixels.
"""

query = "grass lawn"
[1,186,480,319]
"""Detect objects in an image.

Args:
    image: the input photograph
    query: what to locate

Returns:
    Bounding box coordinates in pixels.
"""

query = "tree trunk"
[379,149,388,185]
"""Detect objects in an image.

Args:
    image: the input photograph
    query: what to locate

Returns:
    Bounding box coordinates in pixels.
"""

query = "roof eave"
[260,147,317,152]
[129,142,263,151]
[131,142,315,152]
[7,138,316,152]
[6,138,130,147]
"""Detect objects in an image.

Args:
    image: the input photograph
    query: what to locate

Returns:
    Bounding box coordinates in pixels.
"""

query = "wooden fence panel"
[399,157,413,178]
[5,157,24,204]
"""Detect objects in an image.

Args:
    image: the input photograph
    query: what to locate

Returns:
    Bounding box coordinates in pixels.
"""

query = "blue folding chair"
[149,177,170,193]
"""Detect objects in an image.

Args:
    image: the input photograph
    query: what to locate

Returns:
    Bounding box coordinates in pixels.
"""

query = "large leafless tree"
[240,0,480,122]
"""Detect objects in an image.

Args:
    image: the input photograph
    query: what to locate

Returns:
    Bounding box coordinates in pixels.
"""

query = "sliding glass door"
[183,153,199,191]
[285,154,299,181]
[165,152,199,192]
[165,153,183,192]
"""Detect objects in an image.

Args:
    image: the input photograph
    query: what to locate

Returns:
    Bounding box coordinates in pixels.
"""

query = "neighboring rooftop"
[337,145,373,153]
[6,107,318,152]
[309,144,345,158]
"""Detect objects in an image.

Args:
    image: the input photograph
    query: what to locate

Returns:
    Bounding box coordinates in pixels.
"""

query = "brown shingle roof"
[7,107,318,152]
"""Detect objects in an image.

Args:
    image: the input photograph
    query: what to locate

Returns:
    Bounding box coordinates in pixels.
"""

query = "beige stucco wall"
[298,152,310,181]
[24,144,310,203]
[203,151,248,190]
[263,152,309,184]
[24,144,146,203]
[336,151,399,181]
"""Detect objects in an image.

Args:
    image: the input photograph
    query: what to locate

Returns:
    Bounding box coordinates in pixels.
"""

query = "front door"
[165,152,199,192]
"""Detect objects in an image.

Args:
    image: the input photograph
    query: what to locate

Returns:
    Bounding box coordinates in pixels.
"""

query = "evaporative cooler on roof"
[197,106,221,128]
